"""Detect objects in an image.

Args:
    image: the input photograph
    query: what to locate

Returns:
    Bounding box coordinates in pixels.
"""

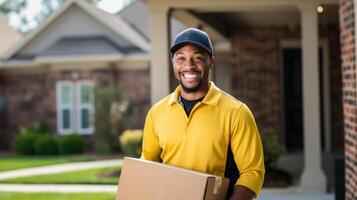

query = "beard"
[179,79,203,93]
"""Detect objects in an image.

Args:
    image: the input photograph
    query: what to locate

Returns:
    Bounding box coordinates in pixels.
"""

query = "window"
[56,81,94,135]
[77,81,94,134]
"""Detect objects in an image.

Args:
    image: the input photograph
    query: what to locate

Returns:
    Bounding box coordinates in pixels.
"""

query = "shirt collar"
[168,81,221,106]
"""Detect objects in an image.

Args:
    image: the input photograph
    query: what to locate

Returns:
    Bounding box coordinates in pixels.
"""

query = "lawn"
[0,192,115,200]
[0,166,121,184]
[0,156,95,172]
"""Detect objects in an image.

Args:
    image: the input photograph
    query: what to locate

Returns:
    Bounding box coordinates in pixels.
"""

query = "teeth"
[182,72,199,77]
[184,73,196,79]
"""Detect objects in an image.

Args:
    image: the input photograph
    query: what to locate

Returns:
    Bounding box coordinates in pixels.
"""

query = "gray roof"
[40,36,142,56]
[11,36,143,59]
[116,0,150,41]
[117,0,188,44]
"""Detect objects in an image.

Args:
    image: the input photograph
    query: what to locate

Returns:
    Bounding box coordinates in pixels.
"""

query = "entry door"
[283,48,324,152]
[283,48,303,152]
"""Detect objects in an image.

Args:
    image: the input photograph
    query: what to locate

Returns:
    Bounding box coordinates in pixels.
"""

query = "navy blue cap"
[170,28,213,57]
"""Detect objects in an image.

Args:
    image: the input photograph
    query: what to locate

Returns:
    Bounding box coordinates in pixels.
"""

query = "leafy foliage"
[20,121,50,135]
[58,134,85,155]
[12,133,39,155]
[12,121,58,155]
[119,129,142,157]
[34,135,59,155]
[260,127,285,168]
[94,84,134,154]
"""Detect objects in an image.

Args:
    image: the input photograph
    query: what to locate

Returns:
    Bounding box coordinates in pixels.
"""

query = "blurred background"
[0,0,354,199]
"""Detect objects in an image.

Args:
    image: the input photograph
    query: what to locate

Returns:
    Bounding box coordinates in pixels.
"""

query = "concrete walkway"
[0,159,335,200]
[0,159,123,180]
[258,187,334,200]
[0,184,117,193]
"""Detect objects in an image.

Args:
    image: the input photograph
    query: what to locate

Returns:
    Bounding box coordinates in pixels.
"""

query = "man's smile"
[180,71,201,83]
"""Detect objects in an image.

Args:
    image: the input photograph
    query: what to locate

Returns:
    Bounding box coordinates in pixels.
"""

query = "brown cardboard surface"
[116,157,229,200]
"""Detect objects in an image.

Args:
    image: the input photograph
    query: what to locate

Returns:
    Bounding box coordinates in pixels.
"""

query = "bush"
[12,133,39,155]
[34,135,58,155]
[59,134,85,154]
[119,129,143,157]
[94,84,134,154]
[20,121,50,135]
[261,127,285,168]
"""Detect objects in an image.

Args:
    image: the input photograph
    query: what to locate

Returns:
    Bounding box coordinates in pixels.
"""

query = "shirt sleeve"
[230,104,265,196]
[140,108,162,162]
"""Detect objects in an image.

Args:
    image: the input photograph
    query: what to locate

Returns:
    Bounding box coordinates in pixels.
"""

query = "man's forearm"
[228,185,256,200]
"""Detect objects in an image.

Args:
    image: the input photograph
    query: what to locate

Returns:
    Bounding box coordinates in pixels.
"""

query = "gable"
[0,15,21,57]
[12,4,143,60]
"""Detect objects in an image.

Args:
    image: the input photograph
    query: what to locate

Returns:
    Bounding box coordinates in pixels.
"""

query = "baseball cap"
[170,28,213,57]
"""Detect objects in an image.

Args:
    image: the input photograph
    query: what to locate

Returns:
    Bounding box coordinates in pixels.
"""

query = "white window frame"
[56,81,74,134]
[56,80,95,135]
[76,81,94,135]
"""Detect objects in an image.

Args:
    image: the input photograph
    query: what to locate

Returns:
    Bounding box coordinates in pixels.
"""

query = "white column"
[299,3,327,193]
[147,3,170,104]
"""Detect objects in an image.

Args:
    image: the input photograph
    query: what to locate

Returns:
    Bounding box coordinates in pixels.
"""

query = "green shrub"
[94,84,134,154]
[119,129,143,158]
[20,121,50,135]
[12,133,39,155]
[261,127,285,168]
[34,135,59,155]
[59,134,85,154]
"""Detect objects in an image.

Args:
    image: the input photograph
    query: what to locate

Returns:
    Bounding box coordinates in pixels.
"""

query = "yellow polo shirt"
[141,82,265,195]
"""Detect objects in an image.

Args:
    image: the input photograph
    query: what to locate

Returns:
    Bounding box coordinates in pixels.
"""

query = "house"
[0,0,350,196]
[0,0,153,149]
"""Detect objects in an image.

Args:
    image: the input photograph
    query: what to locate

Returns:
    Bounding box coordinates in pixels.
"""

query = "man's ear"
[209,56,216,69]
[171,57,175,66]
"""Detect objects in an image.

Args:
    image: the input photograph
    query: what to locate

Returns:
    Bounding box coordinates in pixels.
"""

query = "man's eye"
[175,57,185,62]
[193,57,204,63]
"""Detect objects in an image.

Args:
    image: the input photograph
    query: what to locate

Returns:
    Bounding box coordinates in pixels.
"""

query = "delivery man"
[141,28,265,200]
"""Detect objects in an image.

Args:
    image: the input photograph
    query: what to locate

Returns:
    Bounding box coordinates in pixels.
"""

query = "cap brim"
[170,41,212,57]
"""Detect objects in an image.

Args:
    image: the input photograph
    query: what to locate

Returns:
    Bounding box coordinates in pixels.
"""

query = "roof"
[2,0,149,61]
[39,36,142,57]
[116,0,150,41]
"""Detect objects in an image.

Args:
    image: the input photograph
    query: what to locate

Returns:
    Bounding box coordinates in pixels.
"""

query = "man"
[141,28,265,200]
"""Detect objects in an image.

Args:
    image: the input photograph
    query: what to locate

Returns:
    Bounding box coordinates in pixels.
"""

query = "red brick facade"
[340,0,357,199]
[0,67,150,150]
[230,25,343,150]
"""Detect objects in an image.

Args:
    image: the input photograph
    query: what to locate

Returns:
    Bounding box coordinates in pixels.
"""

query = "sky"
[1,0,125,32]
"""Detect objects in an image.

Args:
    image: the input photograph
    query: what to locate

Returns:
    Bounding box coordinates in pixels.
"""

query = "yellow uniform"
[142,82,265,195]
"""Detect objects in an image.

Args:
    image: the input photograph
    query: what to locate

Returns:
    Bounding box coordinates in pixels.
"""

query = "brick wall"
[0,76,7,150]
[340,0,357,199]
[230,25,343,149]
[0,66,150,150]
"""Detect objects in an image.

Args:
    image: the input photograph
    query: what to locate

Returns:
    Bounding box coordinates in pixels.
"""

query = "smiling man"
[141,28,265,200]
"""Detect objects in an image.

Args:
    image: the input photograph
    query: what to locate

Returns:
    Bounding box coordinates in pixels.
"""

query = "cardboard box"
[116,157,229,200]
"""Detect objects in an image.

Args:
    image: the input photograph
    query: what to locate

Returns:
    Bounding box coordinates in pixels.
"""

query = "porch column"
[147,3,170,104]
[299,3,327,192]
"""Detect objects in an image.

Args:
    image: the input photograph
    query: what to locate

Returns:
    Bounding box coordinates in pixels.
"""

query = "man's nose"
[183,59,196,68]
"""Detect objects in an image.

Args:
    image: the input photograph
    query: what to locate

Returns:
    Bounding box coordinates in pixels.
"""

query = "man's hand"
[228,185,256,200]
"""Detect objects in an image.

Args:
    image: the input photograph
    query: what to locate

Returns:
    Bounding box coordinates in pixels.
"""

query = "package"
[116,157,229,200]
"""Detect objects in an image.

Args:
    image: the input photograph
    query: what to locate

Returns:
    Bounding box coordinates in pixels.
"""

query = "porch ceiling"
[183,4,338,35]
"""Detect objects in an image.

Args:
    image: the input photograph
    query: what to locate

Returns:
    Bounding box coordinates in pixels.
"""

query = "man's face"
[172,44,215,93]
